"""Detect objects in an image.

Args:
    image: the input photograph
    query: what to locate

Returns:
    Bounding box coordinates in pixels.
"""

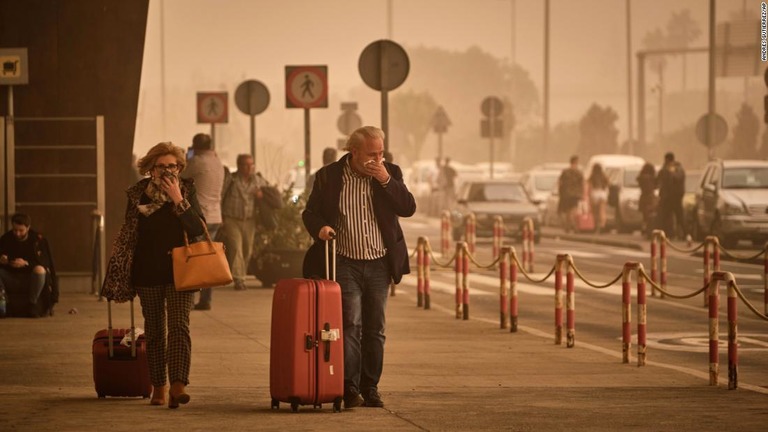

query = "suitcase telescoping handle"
[106,299,138,359]
[324,234,336,281]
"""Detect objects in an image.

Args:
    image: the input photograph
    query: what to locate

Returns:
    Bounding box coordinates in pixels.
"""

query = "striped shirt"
[336,160,386,260]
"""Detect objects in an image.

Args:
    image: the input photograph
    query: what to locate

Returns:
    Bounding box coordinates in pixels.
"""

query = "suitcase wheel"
[313,404,321,410]
[333,398,342,413]
[97,394,105,399]
[290,402,299,412]
[271,398,279,410]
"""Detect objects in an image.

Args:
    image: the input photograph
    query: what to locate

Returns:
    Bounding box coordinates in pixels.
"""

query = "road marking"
[398,292,768,395]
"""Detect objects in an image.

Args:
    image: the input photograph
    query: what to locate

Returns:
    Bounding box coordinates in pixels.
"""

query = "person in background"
[441,157,458,205]
[557,155,584,232]
[0,213,58,317]
[101,142,206,409]
[306,147,338,196]
[656,152,686,240]
[181,133,225,311]
[220,154,266,291]
[303,126,416,409]
[637,162,657,237]
[587,163,610,233]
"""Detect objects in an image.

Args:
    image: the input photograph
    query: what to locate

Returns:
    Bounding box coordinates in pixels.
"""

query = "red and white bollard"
[465,214,476,255]
[565,255,575,348]
[659,233,667,300]
[462,242,470,320]
[522,217,535,273]
[423,239,432,310]
[704,236,721,307]
[764,244,768,315]
[510,248,519,333]
[416,238,424,308]
[637,263,647,367]
[454,242,463,320]
[554,255,565,345]
[650,230,658,296]
[493,216,504,262]
[499,247,510,329]
[441,210,451,256]
[708,271,739,389]
[621,263,636,364]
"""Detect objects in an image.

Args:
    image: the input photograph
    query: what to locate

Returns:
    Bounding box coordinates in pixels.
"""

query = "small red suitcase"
[270,239,344,412]
[92,299,152,398]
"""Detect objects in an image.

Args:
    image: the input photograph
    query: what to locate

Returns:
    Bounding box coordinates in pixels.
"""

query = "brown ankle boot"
[150,385,167,406]
[168,381,190,409]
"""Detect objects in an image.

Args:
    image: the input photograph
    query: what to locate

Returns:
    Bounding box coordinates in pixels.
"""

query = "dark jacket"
[0,228,59,304]
[100,177,205,302]
[302,154,416,283]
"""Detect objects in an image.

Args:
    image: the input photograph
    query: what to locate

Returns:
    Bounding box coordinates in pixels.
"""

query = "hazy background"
[133,0,757,183]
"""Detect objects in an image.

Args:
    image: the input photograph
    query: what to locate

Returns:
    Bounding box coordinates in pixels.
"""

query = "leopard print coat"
[100,178,197,302]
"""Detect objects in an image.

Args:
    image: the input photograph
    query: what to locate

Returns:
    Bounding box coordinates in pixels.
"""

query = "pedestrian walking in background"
[656,152,686,240]
[302,126,416,409]
[557,155,584,232]
[587,163,610,233]
[101,142,206,408]
[637,162,658,237]
[220,154,267,291]
[181,133,225,311]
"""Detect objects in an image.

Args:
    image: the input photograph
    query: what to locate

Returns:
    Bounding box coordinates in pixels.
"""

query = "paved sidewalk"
[0,280,766,431]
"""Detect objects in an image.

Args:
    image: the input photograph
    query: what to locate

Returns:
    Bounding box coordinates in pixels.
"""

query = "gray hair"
[344,126,385,152]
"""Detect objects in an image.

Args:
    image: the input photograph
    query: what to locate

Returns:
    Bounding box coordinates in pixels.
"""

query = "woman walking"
[587,163,610,233]
[101,142,206,408]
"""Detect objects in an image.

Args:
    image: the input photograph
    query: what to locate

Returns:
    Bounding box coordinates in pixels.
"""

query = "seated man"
[0,213,58,317]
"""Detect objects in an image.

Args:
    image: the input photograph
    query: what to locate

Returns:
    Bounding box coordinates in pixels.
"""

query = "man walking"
[656,152,686,239]
[302,126,416,409]
[220,154,266,291]
[557,155,584,232]
[182,133,225,310]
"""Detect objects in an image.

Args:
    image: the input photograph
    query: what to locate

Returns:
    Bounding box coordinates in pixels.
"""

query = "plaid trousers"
[135,284,194,387]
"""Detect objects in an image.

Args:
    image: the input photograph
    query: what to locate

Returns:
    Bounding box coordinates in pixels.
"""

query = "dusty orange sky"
[134,0,753,178]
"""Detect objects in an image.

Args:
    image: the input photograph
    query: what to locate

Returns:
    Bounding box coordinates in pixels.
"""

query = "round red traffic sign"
[285,66,328,109]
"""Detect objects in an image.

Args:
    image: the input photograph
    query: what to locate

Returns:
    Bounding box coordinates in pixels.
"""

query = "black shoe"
[27,303,40,318]
[193,303,211,311]
[363,389,384,407]
[343,392,364,409]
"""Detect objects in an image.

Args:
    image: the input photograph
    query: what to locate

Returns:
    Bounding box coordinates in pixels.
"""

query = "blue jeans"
[336,255,391,396]
[0,267,46,303]
[197,223,221,305]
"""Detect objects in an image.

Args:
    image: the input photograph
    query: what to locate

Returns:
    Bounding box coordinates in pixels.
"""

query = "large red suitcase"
[92,300,152,398]
[270,240,344,412]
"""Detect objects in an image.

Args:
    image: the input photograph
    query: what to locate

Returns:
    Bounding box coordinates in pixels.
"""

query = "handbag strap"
[182,218,215,251]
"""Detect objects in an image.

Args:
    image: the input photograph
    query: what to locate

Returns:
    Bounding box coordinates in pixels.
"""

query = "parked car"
[450,179,541,243]
[520,168,561,226]
[693,159,768,247]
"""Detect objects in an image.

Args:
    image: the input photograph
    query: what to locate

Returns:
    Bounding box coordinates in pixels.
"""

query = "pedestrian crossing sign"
[197,92,229,124]
[285,65,328,109]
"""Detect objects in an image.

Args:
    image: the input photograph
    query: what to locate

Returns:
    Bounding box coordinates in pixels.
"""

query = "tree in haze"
[730,103,759,159]
[665,9,701,91]
[391,45,539,165]
[390,89,439,164]
[577,104,619,158]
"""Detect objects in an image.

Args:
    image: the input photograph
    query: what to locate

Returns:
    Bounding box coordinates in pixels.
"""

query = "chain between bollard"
[569,261,623,289]
[462,243,502,269]
[509,251,556,283]
[638,268,708,299]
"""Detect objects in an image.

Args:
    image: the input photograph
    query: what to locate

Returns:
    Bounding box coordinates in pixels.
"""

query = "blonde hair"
[344,126,385,152]
[137,142,187,176]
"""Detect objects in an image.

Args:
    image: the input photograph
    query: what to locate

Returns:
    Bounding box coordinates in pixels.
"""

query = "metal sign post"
[480,97,504,179]
[358,40,410,152]
[431,106,451,161]
[196,92,229,147]
[234,80,270,164]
